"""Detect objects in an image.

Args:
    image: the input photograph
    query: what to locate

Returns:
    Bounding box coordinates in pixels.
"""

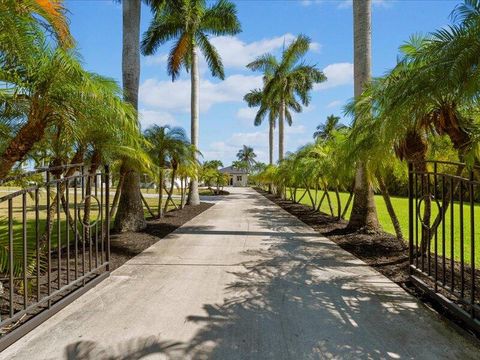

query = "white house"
[219,166,248,187]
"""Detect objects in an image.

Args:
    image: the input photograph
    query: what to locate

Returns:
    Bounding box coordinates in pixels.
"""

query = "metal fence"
[408,160,479,332]
[0,164,110,350]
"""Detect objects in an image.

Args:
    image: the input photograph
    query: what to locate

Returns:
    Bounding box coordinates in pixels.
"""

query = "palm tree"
[232,160,248,171]
[236,145,257,172]
[114,0,147,232]
[348,0,380,232]
[141,0,241,206]
[313,115,347,141]
[0,43,135,179]
[111,0,170,233]
[144,125,190,217]
[244,88,276,165]
[247,35,326,161]
[203,160,223,169]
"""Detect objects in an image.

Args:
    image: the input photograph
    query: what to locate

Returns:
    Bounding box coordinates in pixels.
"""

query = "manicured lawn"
[286,188,480,267]
[0,189,180,273]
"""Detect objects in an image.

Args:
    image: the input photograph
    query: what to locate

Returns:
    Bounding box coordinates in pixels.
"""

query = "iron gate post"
[408,162,414,272]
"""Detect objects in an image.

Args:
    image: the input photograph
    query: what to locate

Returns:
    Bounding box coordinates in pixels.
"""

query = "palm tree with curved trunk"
[141,0,241,206]
[348,0,380,232]
[313,115,347,141]
[247,35,326,161]
[144,125,190,217]
[236,145,257,172]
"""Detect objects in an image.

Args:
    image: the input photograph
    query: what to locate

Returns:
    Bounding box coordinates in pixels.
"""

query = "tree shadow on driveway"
[64,335,182,360]
[182,202,478,359]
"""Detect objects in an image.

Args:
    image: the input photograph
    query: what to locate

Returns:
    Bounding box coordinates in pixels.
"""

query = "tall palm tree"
[114,0,146,232]
[313,115,347,141]
[247,35,326,161]
[113,0,168,232]
[236,145,257,171]
[141,0,241,206]
[348,0,380,231]
[143,125,190,217]
[244,87,278,165]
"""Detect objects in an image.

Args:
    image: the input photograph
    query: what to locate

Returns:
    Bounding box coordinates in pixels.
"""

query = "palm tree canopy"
[313,115,348,140]
[247,35,326,110]
[203,159,223,169]
[143,125,190,168]
[237,145,257,164]
[140,0,241,80]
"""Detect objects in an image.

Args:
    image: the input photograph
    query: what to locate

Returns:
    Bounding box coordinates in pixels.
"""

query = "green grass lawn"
[0,189,180,274]
[286,188,480,267]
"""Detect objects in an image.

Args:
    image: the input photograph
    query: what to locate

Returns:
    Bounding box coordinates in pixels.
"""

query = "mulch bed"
[256,189,480,340]
[109,202,214,270]
[257,189,410,282]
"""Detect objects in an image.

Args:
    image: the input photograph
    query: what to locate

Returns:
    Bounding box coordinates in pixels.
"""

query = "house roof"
[219,166,248,175]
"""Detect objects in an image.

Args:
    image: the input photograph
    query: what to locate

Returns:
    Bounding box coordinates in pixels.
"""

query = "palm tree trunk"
[164,168,177,214]
[335,187,342,220]
[325,190,334,216]
[0,115,49,179]
[158,167,165,218]
[269,117,274,165]
[341,183,355,219]
[113,167,146,233]
[377,174,404,240]
[141,192,156,218]
[348,162,380,230]
[187,45,201,206]
[115,0,146,232]
[279,99,285,161]
[110,172,125,219]
[348,0,379,232]
[316,190,327,212]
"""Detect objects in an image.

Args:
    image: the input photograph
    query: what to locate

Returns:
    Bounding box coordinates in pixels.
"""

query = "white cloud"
[143,33,321,71]
[315,62,353,90]
[301,0,322,6]
[139,74,263,112]
[203,125,306,164]
[286,125,306,135]
[139,109,177,130]
[326,100,343,108]
[209,34,294,69]
[236,107,258,122]
[144,54,168,66]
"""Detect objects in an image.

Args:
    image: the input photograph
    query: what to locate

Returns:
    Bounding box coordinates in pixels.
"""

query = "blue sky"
[66,0,458,165]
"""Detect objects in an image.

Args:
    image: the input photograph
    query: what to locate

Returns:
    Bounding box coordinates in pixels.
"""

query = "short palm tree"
[141,0,241,206]
[232,160,248,171]
[247,35,326,161]
[0,42,135,179]
[236,145,257,171]
[313,115,347,141]
[143,125,190,217]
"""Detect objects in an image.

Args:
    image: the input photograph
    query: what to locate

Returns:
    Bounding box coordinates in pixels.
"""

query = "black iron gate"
[408,160,479,332]
[0,164,110,350]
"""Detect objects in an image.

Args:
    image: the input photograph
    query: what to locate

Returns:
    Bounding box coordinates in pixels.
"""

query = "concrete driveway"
[1,187,479,359]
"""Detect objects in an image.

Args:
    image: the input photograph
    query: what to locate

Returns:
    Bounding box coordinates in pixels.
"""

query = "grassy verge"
[0,190,181,274]
[285,188,480,267]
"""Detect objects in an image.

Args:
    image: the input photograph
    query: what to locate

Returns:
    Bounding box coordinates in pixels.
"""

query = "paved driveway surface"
[1,187,479,359]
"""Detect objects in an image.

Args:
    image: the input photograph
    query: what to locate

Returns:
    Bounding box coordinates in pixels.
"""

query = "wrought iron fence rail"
[408,160,479,333]
[0,164,110,350]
